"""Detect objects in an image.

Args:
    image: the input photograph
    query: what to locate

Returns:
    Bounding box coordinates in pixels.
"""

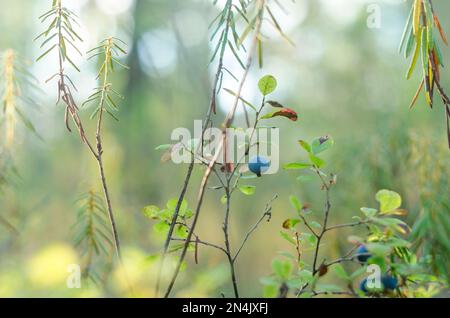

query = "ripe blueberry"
[359,278,369,294]
[355,245,371,263]
[248,155,270,177]
[381,274,398,290]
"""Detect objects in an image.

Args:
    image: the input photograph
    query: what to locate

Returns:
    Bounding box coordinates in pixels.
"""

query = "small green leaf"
[360,207,378,218]
[238,185,256,196]
[263,284,278,298]
[333,264,350,281]
[298,140,311,153]
[289,195,302,212]
[311,136,334,155]
[366,242,392,256]
[142,205,160,219]
[280,231,296,245]
[282,218,301,229]
[297,269,313,283]
[375,189,402,213]
[153,221,169,235]
[309,154,325,168]
[258,75,277,95]
[283,163,312,170]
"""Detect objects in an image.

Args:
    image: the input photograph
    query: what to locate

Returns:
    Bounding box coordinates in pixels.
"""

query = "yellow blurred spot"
[27,243,79,288]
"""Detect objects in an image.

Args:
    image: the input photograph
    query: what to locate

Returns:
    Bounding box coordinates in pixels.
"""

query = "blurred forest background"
[0,0,448,297]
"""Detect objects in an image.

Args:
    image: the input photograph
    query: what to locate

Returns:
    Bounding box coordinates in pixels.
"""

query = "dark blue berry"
[248,156,270,177]
[359,278,369,294]
[381,274,398,290]
[355,245,371,263]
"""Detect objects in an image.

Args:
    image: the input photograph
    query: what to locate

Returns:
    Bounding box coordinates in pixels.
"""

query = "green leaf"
[142,205,160,219]
[311,136,334,155]
[272,259,292,280]
[366,242,392,256]
[333,264,350,281]
[36,44,57,61]
[360,207,378,218]
[238,185,256,196]
[289,195,302,212]
[237,15,256,47]
[283,163,311,170]
[258,75,277,95]
[309,154,325,168]
[297,269,313,283]
[399,5,414,53]
[153,221,169,235]
[175,224,189,239]
[375,189,402,213]
[166,198,188,216]
[282,219,301,229]
[298,140,311,153]
[280,231,296,245]
[303,232,317,246]
[263,284,278,298]
[371,217,410,234]
[406,28,422,79]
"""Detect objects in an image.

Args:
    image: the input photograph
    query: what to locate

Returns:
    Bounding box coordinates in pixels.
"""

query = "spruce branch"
[35,1,129,272]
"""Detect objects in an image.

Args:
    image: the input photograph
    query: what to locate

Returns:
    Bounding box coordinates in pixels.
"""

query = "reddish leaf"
[261,108,298,121]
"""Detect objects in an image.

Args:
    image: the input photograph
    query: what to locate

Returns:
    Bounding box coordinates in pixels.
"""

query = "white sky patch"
[95,0,134,16]
[261,0,308,37]
[138,29,178,77]
[319,0,365,25]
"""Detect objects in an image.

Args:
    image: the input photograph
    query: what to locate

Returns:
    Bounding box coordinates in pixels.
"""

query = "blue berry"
[381,274,398,290]
[248,156,270,177]
[355,245,371,263]
[359,278,369,294]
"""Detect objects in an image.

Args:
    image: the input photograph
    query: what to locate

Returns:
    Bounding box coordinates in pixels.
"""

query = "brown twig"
[223,188,240,297]
[311,167,332,275]
[233,194,277,262]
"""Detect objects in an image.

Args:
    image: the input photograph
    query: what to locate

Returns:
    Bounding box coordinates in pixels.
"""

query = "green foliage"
[408,136,450,282]
[375,189,402,214]
[261,137,445,298]
[399,0,450,146]
[35,0,83,72]
[142,198,193,242]
[73,191,113,285]
[83,38,128,121]
[258,75,277,96]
